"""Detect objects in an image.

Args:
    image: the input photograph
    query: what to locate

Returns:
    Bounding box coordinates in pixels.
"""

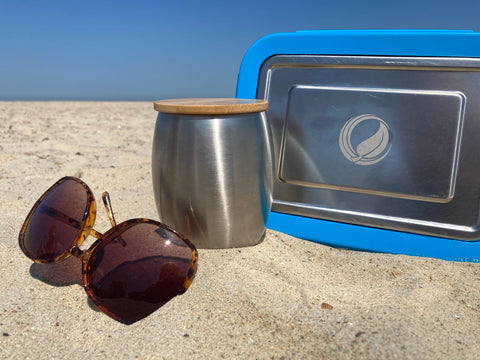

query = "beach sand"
[1,101,479,359]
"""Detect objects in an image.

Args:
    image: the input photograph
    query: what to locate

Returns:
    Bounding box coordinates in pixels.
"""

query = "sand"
[1,101,479,359]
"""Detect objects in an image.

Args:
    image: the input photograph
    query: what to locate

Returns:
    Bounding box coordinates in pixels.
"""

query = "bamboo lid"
[153,98,268,115]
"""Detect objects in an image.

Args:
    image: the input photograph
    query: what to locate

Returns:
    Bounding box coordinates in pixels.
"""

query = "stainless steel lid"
[257,55,480,240]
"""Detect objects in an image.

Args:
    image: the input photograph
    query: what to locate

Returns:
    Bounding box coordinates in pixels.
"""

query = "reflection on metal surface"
[258,55,480,240]
[152,112,274,248]
[278,84,464,202]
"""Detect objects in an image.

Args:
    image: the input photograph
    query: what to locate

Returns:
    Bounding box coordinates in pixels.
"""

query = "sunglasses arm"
[102,192,117,227]
[89,228,104,238]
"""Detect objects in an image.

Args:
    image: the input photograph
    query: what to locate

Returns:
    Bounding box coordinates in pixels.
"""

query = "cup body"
[152,111,273,248]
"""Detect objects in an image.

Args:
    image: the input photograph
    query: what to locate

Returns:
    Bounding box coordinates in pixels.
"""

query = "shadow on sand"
[29,255,100,312]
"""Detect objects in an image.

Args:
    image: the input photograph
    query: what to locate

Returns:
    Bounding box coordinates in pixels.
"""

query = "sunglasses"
[18,176,198,325]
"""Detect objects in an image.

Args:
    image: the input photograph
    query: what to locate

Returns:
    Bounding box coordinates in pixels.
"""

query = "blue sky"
[1,0,479,100]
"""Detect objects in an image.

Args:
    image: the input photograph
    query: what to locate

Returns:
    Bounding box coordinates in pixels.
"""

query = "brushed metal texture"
[152,112,274,248]
[257,55,480,240]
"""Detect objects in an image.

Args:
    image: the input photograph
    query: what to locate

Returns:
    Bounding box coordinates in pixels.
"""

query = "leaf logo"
[339,114,392,165]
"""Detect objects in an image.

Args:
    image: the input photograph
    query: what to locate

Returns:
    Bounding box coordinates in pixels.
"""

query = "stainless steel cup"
[152,98,273,248]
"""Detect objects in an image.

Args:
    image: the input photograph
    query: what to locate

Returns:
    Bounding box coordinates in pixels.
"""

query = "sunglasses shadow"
[29,256,83,287]
[29,256,102,313]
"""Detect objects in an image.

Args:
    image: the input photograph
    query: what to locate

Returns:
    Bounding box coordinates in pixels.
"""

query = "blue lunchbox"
[236,30,480,262]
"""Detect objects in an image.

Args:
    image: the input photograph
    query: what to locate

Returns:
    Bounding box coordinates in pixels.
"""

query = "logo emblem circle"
[339,114,392,166]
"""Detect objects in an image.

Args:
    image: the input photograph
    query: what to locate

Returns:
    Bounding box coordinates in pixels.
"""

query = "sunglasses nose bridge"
[70,244,84,259]
[69,227,103,259]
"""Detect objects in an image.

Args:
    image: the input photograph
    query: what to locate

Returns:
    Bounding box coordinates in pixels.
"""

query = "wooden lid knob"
[153,98,268,115]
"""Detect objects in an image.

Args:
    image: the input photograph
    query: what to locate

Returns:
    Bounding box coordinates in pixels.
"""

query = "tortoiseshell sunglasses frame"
[18,176,198,303]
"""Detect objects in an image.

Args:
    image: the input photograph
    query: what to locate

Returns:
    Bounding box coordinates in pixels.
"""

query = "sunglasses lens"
[85,221,196,325]
[20,178,89,262]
